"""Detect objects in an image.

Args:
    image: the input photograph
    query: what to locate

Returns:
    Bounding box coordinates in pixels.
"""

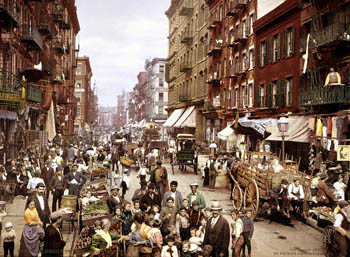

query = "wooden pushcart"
[230,152,313,218]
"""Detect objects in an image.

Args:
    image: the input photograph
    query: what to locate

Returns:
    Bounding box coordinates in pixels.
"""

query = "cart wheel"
[232,183,243,210]
[322,226,338,257]
[244,180,259,218]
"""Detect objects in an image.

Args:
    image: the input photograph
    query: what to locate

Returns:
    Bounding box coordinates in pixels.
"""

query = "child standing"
[161,235,179,257]
[334,176,346,200]
[180,241,192,257]
[241,209,254,257]
[176,206,190,240]
[1,222,15,257]
[132,200,142,215]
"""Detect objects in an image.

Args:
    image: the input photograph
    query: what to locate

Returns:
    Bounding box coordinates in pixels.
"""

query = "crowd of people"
[0,137,256,257]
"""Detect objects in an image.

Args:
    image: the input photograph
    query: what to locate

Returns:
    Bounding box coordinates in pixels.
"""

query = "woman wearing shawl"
[91,218,129,256]
[19,199,45,257]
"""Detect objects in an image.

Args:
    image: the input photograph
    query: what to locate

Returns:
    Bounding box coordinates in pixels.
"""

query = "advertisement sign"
[337,145,350,161]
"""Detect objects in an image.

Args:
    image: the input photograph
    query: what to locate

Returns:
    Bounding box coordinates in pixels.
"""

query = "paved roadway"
[1,155,325,257]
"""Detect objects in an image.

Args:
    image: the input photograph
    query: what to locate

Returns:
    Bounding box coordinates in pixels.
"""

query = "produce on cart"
[81,200,113,226]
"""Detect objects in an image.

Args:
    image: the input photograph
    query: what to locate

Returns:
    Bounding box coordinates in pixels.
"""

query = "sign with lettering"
[337,145,350,161]
[0,92,21,103]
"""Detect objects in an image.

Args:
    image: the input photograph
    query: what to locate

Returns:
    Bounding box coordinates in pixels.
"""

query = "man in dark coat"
[63,159,73,176]
[131,181,148,202]
[140,183,161,211]
[42,211,66,257]
[52,169,65,212]
[106,187,124,214]
[268,179,290,217]
[41,160,55,200]
[63,164,87,198]
[203,201,230,257]
[25,182,51,228]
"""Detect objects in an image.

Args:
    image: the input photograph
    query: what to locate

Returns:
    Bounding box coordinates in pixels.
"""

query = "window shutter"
[252,48,255,68]
[256,86,261,108]
[269,38,273,63]
[280,80,286,107]
[283,30,287,58]
[247,15,251,35]
[257,43,261,67]
[275,81,280,107]
[290,26,295,55]
[289,78,293,106]
[267,83,272,107]
[277,33,281,60]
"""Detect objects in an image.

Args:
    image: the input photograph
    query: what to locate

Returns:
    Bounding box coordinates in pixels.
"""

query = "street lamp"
[277,116,289,161]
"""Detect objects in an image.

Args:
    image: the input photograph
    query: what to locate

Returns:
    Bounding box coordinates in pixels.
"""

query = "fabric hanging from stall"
[309,117,315,136]
[332,117,337,139]
[326,117,332,136]
[342,116,348,135]
[336,117,343,140]
[316,118,323,137]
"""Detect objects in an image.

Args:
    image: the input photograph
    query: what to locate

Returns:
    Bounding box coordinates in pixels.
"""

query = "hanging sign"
[337,145,350,161]
[0,92,21,103]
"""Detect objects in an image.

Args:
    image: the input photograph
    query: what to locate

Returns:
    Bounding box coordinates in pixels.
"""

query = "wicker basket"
[120,156,134,167]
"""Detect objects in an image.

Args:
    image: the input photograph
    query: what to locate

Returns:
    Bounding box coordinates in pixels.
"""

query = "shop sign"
[337,145,350,161]
[0,92,21,103]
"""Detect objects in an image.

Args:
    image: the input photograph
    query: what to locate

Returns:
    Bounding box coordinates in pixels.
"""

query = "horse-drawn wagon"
[230,152,312,218]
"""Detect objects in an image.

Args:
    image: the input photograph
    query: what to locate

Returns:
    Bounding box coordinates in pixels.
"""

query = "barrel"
[215,170,230,189]
[61,195,77,211]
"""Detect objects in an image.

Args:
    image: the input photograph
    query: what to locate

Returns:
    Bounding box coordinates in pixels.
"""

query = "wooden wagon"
[231,151,313,217]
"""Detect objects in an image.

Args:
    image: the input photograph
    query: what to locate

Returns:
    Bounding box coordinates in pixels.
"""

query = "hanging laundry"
[309,117,315,131]
[316,118,323,137]
[336,117,344,140]
[326,117,332,136]
[331,117,337,138]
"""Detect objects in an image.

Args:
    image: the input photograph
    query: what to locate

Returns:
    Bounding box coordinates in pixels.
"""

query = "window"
[286,77,293,106]
[242,52,248,72]
[249,13,255,35]
[234,88,238,107]
[283,27,295,57]
[159,65,164,73]
[249,48,254,69]
[259,41,267,66]
[159,93,164,102]
[76,97,80,102]
[248,83,253,107]
[272,33,280,62]
[244,85,248,107]
[158,106,164,115]
[272,81,278,107]
[256,84,265,108]
[77,107,81,116]
[242,19,247,38]
[159,79,164,87]
[239,86,244,108]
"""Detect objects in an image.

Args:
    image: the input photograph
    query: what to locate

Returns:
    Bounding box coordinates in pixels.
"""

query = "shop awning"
[180,108,196,128]
[163,108,185,127]
[218,126,235,140]
[0,110,18,120]
[238,115,277,135]
[174,106,195,128]
[266,116,310,143]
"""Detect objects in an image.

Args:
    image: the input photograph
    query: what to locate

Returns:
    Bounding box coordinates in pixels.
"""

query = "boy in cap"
[1,222,16,257]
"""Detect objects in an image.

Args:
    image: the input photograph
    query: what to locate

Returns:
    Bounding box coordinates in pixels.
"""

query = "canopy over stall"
[266,116,309,143]
[180,108,196,128]
[218,126,235,141]
[163,108,185,127]
[174,106,195,128]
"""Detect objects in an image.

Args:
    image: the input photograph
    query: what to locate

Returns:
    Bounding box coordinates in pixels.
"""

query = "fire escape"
[299,0,350,108]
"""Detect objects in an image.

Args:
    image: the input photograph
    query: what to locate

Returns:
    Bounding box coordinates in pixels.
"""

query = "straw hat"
[210,201,222,211]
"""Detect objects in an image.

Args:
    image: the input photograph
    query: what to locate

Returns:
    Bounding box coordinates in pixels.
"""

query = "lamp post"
[277,116,289,161]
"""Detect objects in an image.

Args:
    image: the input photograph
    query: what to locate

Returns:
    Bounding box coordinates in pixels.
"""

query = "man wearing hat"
[268,179,290,217]
[132,181,148,202]
[107,186,124,215]
[150,161,169,202]
[163,181,183,211]
[63,164,87,198]
[333,200,350,257]
[186,183,206,209]
[140,183,161,212]
[25,182,51,228]
[203,201,230,257]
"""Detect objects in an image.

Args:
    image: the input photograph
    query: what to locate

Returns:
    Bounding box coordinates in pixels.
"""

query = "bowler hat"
[281,179,288,185]
[36,182,46,188]
[210,201,222,211]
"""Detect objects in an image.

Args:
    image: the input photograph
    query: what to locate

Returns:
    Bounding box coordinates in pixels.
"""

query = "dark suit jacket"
[63,172,87,187]
[140,193,161,211]
[63,165,71,176]
[106,196,124,214]
[41,166,55,191]
[52,175,65,191]
[203,215,230,257]
[42,224,66,257]
[26,193,51,224]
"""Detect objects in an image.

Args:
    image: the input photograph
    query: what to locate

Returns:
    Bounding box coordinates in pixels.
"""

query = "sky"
[76,0,171,107]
